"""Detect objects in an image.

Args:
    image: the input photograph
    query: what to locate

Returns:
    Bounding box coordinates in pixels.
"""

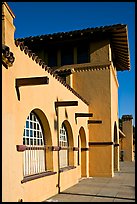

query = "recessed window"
[61,47,74,66]
[59,123,69,168]
[77,43,90,64]
[23,112,45,177]
[48,50,57,67]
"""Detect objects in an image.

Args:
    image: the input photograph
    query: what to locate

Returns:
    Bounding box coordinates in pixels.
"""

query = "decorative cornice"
[74,64,111,72]
[122,115,133,121]
[55,62,111,74]
[2,44,15,68]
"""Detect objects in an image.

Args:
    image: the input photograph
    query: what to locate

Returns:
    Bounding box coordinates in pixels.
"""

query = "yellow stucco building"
[2,2,133,202]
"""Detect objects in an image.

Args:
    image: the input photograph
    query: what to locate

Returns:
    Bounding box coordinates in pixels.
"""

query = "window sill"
[21,171,57,183]
[59,166,76,173]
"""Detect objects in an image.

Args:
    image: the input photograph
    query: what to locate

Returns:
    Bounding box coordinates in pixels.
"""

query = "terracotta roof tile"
[17,24,130,71]
[17,24,125,41]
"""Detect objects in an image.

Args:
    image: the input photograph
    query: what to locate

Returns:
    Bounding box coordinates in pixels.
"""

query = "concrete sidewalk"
[44,161,135,202]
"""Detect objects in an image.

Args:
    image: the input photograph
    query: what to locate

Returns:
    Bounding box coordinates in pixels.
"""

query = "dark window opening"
[61,47,74,66]
[48,51,57,67]
[77,44,90,64]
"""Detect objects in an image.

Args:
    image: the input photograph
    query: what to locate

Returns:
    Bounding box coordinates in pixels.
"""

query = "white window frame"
[23,112,45,177]
[59,123,69,168]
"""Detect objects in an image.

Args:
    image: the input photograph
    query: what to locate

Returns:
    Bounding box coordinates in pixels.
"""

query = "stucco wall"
[2,2,122,201]
[2,28,90,201]
[2,2,15,47]
[110,65,119,171]
[72,64,119,177]
[2,42,89,201]
[2,3,90,201]
[73,67,111,141]
[110,66,119,140]
[89,39,110,64]
[122,120,134,161]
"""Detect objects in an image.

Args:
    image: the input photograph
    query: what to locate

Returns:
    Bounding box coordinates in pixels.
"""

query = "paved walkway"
[44,161,135,202]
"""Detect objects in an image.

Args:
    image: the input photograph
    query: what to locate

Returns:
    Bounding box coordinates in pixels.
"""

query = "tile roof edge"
[55,63,111,73]
[14,40,89,106]
[16,24,127,41]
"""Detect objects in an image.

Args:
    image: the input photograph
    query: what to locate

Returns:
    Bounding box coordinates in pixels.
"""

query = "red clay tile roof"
[17,24,130,71]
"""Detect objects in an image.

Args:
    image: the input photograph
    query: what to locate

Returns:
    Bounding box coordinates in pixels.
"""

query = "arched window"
[23,111,45,176]
[59,123,69,168]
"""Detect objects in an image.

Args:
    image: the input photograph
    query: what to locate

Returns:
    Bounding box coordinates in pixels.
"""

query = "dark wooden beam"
[15,76,49,101]
[55,101,78,109]
[51,146,61,151]
[114,143,119,147]
[81,147,89,151]
[16,145,27,152]
[89,142,113,146]
[75,113,93,118]
[16,145,61,152]
[15,76,49,87]
[73,147,79,151]
[88,120,102,124]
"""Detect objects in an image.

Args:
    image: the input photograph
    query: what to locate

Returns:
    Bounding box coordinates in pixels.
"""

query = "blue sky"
[8,2,135,125]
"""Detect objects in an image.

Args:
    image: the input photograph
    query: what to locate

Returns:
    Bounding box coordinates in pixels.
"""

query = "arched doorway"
[79,127,87,177]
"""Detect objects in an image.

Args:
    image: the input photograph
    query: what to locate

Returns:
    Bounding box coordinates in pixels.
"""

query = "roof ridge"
[15,39,89,105]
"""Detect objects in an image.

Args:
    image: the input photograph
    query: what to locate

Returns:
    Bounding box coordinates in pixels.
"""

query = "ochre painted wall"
[72,64,119,177]
[2,44,89,201]
[110,66,119,171]
[2,2,124,201]
[122,120,134,161]
[2,3,89,202]
[89,39,110,64]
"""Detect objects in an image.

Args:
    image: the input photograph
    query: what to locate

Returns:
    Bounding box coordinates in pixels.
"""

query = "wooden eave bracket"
[15,76,49,101]
[55,101,78,108]
[88,120,102,124]
[75,113,93,124]
[55,101,78,115]
[89,141,113,146]
[75,113,93,119]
